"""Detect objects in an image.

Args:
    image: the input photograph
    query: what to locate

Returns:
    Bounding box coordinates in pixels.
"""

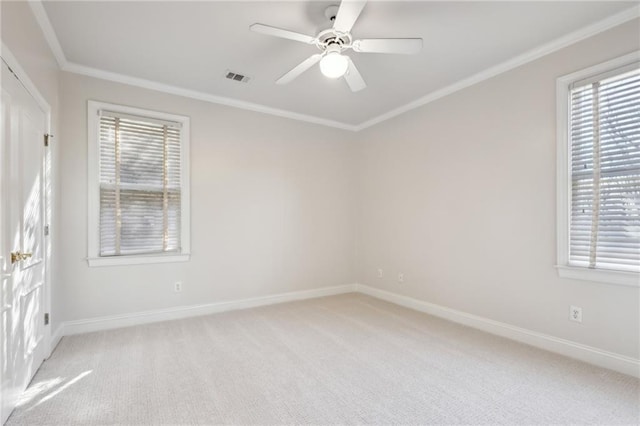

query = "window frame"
[556,51,640,287]
[87,100,191,267]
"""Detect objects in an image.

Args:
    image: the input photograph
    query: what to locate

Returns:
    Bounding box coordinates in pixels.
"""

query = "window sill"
[87,253,190,267]
[556,265,639,287]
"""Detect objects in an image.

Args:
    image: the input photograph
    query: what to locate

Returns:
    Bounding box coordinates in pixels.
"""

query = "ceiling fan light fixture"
[319,51,349,79]
[250,0,423,91]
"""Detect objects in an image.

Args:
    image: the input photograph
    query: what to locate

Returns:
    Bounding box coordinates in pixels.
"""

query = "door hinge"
[44,133,53,147]
[44,313,49,326]
[44,224,50,236]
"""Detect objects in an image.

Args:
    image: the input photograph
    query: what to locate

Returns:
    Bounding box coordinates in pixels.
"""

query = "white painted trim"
[556,70,571,275]
[51,282,639,378]
[61,284,358,336]
[66,62,358,131]
[27,0,640,132]
[355,284,640,378]
[26,0,68,69]
[556,265,640,287]
[26,0,357,131]
[87,101,191,266]
[87,254,190,267]
[555,51,640,287]
[0,43,54,360]
[354,5,640,131]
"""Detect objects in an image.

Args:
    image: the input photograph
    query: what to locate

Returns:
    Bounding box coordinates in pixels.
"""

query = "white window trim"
[556,51,640,287]
[87,100,191,267]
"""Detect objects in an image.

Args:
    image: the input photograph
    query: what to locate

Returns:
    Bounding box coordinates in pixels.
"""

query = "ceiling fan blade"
[333,0,367,33]
[352,38,423,54]
[344,58,366,92]
[276,54,322,85]
[250,23,316,44]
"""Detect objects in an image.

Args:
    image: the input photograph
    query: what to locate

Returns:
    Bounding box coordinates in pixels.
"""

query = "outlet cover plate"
[570,305,582,323]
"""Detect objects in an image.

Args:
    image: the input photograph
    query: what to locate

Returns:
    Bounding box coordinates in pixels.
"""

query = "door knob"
[10,252,32,264]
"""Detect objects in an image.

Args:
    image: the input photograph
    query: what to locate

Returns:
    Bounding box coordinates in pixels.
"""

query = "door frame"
[1,42,54,358]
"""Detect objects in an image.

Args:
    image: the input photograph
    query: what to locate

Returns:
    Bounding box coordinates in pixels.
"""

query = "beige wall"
[4,1,638,360]
[58,72,357,321]
[1,1,62,332]
[355,19,640,358]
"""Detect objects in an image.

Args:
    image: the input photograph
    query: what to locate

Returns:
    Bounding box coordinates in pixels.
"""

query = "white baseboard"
[62,284,358,336]
[52,281,638,378]
[356,283,640,378]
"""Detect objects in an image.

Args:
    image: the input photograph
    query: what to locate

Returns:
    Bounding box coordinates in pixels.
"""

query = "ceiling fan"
[250,0,423,92]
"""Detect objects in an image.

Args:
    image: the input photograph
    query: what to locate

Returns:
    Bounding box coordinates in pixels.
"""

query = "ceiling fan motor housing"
[316,29,351,51]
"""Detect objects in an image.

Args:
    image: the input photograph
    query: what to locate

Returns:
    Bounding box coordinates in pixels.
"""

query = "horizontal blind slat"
[569,65,640,272]
[99,111,182,257]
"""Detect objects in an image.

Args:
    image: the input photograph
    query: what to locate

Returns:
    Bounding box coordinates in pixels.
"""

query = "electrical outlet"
[569,305,582,323]
[174,281,183,293]
[377,268,383,278]
[398,273,404,283]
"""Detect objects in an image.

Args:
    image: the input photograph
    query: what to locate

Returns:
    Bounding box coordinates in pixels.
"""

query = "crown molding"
[27,0,68,69]
[26,0,358,131]
[63,61,359,131]
[353,4,640,131]
[27,1,639,132]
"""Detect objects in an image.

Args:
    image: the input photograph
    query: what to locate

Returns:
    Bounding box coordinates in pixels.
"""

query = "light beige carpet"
[6,293,640,425]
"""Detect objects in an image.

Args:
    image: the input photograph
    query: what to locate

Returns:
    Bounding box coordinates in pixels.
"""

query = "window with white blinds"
[567,63,640,274]
[88,101,190,266]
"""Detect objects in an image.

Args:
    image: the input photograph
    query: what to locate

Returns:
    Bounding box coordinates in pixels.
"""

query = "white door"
[0,60,47,424]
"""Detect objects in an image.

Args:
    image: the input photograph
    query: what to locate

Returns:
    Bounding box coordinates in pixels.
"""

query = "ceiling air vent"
[225,70,251,83]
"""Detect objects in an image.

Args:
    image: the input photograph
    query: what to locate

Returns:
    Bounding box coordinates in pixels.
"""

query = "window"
[556,52,639,286]
[88,101,190,266]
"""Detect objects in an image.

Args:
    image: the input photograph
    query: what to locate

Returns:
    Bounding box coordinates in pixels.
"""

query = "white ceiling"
[41,1,636,127]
